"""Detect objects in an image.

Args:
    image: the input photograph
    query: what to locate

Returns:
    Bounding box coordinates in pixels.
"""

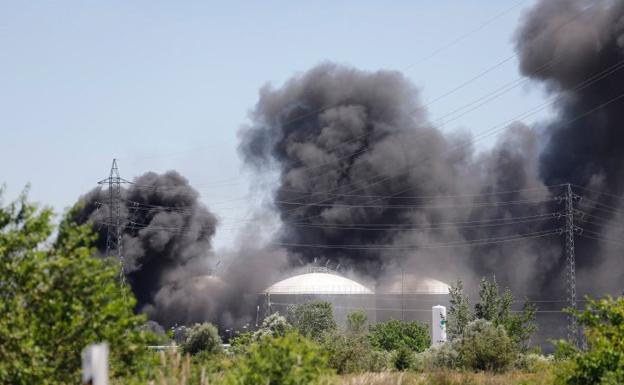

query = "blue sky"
[0,0,550,249]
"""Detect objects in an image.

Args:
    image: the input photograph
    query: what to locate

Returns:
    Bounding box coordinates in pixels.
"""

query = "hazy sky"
[0,0,551,249]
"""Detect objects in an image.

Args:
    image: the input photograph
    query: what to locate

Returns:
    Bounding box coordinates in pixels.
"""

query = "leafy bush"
[0,194,153,385]
[323,312,388,374]
[556,296,624,385]
[223,331,334,385]
[513,352,551,373]
[413,342,461,371]
[346,310,368,334]
[287,301,336,341]
[392,345,415,371]
[181,323,223,356]
[368,319,430,353]
[253,312,291,340]
[230,331,254,355]
[456,319,516,372]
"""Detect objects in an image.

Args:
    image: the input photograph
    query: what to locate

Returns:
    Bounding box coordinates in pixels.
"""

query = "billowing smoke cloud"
[516,0,624,294]
[239,63,560,296]
[75,0,624,332]
[75,171,287,327]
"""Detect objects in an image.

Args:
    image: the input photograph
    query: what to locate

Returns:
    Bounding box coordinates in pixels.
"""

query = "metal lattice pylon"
[98,159,130,284]
[564,183,579,347]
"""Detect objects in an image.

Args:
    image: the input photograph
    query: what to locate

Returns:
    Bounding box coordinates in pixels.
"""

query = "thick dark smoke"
[74,0,624,333]
[75,171,286,327]
[75,171,218,324]
[239,63,559,295]
[239,0,624,299]
[516,0,624,295]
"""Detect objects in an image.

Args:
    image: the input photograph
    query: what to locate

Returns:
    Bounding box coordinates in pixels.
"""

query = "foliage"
[368,319,430,353]
[455,319,516,372]
[253,312,291,341]
[447,280,473,341]
[447,277,537,350]
[181,323,223,356]
[392,345,415,371]
[556,296,624,385]
[323,312,388,374]
[513,352,552,373]
[0,192,153,385]
[229,331,254,355]
[347,310,368,334]
[413,343,461,371]
[287,301,337,341]
[223,331,335,385]
[551,339,578,361]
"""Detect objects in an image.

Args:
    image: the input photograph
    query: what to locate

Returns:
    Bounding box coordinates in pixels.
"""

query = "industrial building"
[261,267,376,325]
[260,268,450,327]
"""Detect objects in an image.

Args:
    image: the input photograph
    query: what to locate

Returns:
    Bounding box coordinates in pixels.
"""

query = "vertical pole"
[565,183,578,347]
[401,267,405,321]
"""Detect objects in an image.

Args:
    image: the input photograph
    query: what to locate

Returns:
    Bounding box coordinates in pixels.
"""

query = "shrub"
[181,323,223,356]
[223,331,334,385]
[229,331,254,355]
[323,312,388,374]
[287,301,336,341]
[346,311,368,334]
[556,296,624,385]
[456,319,516,372]
[253,312,291,341]
[368,319,430,353]
[413,342,461,371]
[513,352,552,373]
[392,345,415,371]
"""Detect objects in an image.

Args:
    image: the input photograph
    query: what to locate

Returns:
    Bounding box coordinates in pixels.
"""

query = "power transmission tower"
[98,159,131,285]
[563,183,579,347]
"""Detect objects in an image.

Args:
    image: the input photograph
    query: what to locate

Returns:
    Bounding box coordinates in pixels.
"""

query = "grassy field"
[340,370,555,385]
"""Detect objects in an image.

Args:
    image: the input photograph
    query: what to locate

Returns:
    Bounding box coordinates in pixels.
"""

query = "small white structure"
[82,343,109,385]
[432,305,447,346]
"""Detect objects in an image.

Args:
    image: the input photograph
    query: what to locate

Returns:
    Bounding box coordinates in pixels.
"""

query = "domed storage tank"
[375,273,450,324]
[261,267,375,325]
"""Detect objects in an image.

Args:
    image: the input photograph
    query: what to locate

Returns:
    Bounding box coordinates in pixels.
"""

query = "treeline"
[1,189,623,384]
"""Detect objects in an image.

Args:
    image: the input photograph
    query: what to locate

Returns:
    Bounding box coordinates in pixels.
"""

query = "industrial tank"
[261,267,376,325]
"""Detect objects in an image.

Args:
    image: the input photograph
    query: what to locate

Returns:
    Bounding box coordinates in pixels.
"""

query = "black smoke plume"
[516,0,624,294]
[74,0,624,332]
[238,0,624,299]
[74,170,287,327]
[239,63,559,295]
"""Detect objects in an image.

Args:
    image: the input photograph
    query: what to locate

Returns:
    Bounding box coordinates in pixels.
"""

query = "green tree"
[0,191,152,385]
[223,331,334,385]
[181,322,223,355]
[456,319,516,372]
[368,319,430,353]
[286,301,336,341]
[475,277,500,321]
[323,311,387,374]
[557,296,624,385]
[451,277,536,349]
[447,280,473,340]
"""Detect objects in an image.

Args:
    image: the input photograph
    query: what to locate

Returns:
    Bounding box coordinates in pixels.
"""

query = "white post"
[82,343,109,385]
[432,305,447,346]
